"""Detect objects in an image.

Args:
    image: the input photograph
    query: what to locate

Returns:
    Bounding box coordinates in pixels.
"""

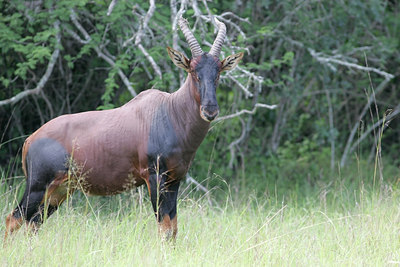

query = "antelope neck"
[168,75,210,144]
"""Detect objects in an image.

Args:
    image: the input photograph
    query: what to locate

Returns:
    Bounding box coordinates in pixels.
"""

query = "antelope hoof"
[158,214,177,242]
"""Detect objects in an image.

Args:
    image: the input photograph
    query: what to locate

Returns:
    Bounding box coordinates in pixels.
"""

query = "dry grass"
[1,180,400,266]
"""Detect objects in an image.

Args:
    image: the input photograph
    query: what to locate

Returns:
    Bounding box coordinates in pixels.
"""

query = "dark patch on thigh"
[25,138,69,190]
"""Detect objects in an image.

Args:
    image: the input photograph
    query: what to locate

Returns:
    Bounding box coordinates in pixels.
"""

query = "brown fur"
[43,173,71,206]
[4,214,23,241]
[158,214,178,241]
[21,139,29,178]
[20,76,208,196]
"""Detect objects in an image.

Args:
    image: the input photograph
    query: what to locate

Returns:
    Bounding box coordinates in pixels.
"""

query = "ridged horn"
[209,17,226,58]
[178,17,203,58]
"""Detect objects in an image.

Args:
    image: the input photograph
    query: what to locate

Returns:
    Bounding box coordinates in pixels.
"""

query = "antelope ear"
[167,47,190,72]
[220,52,244,72]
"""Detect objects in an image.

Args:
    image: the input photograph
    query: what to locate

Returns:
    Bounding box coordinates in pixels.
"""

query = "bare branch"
[171,0,187,50]
[220,12,250,24]
[107,0,118,16]
[96,49,137,97]
[170,0,187,86]
[348,105,400,157]
[340,78,390,167]
[40,89,54,118]
[325,89,335,170]
[308,48,395,80]
[70,10,91,41]
[185,174,210,194]
[201,0,213,21]
[184,173,213,206]
[123,0,155,47]
[228,118,246,168]
[214,103,278,123]
[0,21,61,107]
[123,0,162,79]
[135,0,155,45]
[236,66,264,92]
[63,27,90,44]
[170,0,178,49]
[216,16,246,39]
[224,74,253,98]
[69,10,137,96]
[137,44,162,79]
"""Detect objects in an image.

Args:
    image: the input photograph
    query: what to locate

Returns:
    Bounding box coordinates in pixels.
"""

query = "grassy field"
[1,169,400,266]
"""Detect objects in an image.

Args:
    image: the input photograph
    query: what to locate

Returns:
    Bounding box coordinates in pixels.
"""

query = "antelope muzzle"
[200,105,219,122]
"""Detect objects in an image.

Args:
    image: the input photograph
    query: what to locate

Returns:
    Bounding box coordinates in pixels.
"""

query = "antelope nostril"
[206,112,218,121]
[200,106,219,121]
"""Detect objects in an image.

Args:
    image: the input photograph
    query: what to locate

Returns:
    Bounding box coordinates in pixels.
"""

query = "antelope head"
[167,16,243,122]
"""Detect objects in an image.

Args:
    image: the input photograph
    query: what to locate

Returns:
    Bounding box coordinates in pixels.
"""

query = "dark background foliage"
[1,0,399,196]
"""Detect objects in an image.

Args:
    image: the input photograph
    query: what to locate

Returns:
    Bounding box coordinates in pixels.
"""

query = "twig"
[185,174,210,195]
[107,0,118,16]
[0,21,61,107]
[121,0,161,79]
[185,173,213,206]
[340,78,390,167]
[134,0,161,79]
[308,48,395,80]
[135,0,155,45]
[228,118,246,168]
[192,0,208,39]
[220,12,250,24]
[98,49,138,97]
[171,0,187,50]
[214,103,277,123]
[69,10,91,40]
[170,0,187,85]
[200,0,213,23]
[216,16,246,39]
[325,89,335,170]
[236,66,264,92]
[64,27,90,44]
[40,90,54,118]
[225,74,253,98]
[137,45,162,79]
[69,9,137,96]
[348,104,400,156]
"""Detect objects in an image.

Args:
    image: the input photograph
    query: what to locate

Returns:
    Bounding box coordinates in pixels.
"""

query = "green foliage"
[97,69,118,110]
[0,0,399,195]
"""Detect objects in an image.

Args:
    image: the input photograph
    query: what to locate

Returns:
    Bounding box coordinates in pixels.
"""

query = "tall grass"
[1,164,400,266]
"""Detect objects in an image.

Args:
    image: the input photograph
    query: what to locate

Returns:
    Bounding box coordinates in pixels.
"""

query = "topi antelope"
[4,16,243,241]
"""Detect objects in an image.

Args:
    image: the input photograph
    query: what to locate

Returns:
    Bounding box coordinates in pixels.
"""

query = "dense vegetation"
[0,0,399,211]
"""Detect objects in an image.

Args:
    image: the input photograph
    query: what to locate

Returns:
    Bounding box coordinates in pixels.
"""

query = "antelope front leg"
[148,173,180,241]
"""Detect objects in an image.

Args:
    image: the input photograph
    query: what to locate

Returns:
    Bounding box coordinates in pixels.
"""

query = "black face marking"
[194,54,220,120]
[195,54,219,103]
